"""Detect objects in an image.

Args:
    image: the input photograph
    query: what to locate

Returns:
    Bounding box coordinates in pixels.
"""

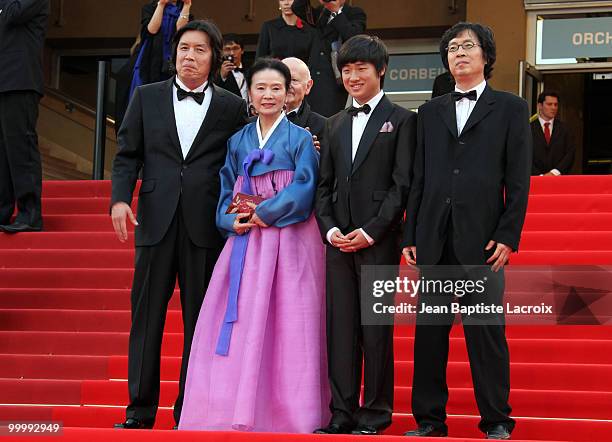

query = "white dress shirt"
[326,90,385,247]
[537,115,560,175]
[173,76,212,159]
[455,79,487,135]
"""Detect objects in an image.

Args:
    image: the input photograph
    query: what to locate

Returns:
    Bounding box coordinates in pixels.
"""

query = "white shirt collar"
[352,89,385,115]
[454,79,487,100]
[256,112,286,149]
[175,76,208,93]
[286,102,302,115]
[538,115,554,126]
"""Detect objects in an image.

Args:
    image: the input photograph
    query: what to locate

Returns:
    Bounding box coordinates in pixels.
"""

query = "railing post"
[92,60,108,180]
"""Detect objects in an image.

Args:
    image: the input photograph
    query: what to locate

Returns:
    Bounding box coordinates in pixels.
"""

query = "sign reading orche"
[541,16,612,60]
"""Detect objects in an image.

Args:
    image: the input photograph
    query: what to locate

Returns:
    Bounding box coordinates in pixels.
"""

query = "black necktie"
[175,80,208,105]
[347,103,371,117]
[451,90,477,101]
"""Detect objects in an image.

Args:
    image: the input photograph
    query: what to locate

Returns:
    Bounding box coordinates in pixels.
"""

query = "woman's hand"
[247,202,269,228]
[183,0,192,6]
[233,212,256,235]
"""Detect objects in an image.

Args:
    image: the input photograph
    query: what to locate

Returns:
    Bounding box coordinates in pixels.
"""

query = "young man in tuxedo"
[531,91,575,176]
[110,20,248,429]
[0,0,49,233]
[282,57,326,145]
[291,0,366,117]
[402,22,531,440]
[315,35,416,435]
[214,33,248,102]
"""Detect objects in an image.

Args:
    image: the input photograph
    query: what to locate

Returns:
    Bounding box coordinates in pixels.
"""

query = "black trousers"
[411,229,515,434]
[324,231,400,430]
[125,207,221,426]
[0,91,42,226]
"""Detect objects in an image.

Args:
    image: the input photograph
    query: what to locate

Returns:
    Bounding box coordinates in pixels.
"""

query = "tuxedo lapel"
[437,93,458,139]
[460,86,496,135]
[336,111,353,176]
[351,95,394,175]
[185,84,228,161]
[157,78,182,158]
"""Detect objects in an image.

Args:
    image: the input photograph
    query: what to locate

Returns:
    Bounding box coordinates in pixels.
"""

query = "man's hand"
[339,229,370,253]
[320,0,343,13]
[305,128,321,151]
[330,230,350,248]
[220,60,236,81]
[485,240,512,272]
[233,212,256,235]
[402,246,417,265]
[544,172,555,176]
[111,202,138,243]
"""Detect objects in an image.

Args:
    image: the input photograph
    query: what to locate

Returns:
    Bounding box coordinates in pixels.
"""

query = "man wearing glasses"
[402,22,531,440]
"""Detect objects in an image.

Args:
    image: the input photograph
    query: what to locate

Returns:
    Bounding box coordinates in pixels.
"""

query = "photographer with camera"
[291,0,366,117]
[214,34,249,102]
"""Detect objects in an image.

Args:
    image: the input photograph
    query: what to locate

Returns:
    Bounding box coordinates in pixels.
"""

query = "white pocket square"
[379,121,394,133]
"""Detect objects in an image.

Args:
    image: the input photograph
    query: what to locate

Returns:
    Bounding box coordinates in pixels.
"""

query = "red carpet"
[0,176,611,442]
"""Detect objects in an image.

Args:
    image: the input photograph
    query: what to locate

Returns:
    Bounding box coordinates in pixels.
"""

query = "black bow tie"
[175,80,208,105]
[347,103,371,117]
[451,90,477,101]
[286,110,298,121]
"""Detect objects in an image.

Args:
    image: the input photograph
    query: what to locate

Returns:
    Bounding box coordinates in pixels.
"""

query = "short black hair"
[246,58,292,91]
[337,34,389,87]
[537,91,560,104]
[172,20,223,78]
[439,22,496,80]
[223,33,244,49]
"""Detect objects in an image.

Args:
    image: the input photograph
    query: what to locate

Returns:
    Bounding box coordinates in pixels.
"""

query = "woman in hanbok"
[179,58,330,433]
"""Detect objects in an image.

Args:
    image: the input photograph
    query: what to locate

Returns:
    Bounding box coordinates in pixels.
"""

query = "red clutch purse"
[226,192,265,216]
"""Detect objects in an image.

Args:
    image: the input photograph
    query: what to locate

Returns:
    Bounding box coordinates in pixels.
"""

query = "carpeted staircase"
[0,176,611,441]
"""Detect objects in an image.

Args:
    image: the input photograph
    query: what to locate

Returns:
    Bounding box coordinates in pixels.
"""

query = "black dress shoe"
[313,423,352,434]
[351,425,378,435]
[404,424,448,437]
[0,222,42,233]
[114,418,153,429]
[486,424,510,440]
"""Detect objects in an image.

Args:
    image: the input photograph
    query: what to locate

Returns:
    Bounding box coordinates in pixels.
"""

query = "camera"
[222,55,234,63]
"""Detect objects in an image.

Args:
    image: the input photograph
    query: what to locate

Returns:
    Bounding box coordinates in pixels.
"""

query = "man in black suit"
[402,23,531,440]
[0,0,49,233]
[531,91,575,176]
[282,57,326,146]
[214,33,248,102]
[111,20,248,429]
[292,0,366,117]
[315,35,416,435]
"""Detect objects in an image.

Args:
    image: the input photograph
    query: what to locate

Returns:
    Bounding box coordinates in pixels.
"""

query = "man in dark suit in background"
[316,35,416,435]
[282,57,326,146]
[111,20,247,430]
[214,33,248,102]
[531,91,575,176]
[402,22,531,440]
[0,0,49,233]
[292,0,366,117]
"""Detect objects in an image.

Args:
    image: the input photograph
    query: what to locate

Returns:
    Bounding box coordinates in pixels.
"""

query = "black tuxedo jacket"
[214,71,244,99]
[316,95,417,242]
[288,100,326,142]
[531,119,575,175]
[292,0,366,116]
[0,0,49,94]
[403,86,532,265]
[111,78,248,248]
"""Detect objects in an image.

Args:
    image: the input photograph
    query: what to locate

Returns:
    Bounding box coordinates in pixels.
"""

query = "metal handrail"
[43,87,115,127]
